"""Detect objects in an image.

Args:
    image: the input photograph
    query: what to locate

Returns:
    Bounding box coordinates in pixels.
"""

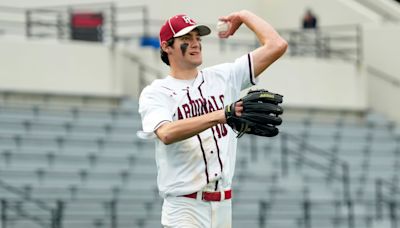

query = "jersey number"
[214,124,228,139]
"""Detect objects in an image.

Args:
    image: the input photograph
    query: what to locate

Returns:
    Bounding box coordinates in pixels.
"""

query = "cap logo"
[160,14,210,43]
[182,15,196,25]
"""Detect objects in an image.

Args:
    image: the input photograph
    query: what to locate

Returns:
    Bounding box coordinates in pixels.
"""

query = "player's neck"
[169,68,198,80]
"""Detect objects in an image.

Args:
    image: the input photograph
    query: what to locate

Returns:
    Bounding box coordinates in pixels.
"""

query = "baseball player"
[138,10,287,228]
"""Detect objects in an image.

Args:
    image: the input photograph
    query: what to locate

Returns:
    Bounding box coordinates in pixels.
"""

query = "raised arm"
[218,10,288,77]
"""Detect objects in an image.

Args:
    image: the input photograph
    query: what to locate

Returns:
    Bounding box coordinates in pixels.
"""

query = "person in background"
[302,9,318,29]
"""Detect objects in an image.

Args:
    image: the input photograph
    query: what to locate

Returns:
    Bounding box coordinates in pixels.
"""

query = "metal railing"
[376,178,400,227]
[281,133,351,199]
[0,180,61,228]
[0,3,362,62]
[277,126,400,228]
[0,4,153,47]
[367,65,400,88]
[2,197,161,228]
[280,25,362,65]
[257,198,374,228]
[120,52,163,97]
[280,132,356,228]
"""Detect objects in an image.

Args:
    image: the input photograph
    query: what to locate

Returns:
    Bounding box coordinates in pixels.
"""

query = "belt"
[182,190,232,201]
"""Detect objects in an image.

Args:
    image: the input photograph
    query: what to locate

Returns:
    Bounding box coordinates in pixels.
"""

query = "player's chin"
[189,57,202,66]
[192,60,202,67]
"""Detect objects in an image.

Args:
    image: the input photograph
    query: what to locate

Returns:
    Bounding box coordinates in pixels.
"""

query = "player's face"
[173,31,203,68]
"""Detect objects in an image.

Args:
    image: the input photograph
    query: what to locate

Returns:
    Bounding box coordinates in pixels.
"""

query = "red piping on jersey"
[153,120,171,131]
[197,72,205,98]
[185,88,192,101]
[248,53,255,85]
[211,127,223,173]
[197,135,210,184]
[198,74,208,114]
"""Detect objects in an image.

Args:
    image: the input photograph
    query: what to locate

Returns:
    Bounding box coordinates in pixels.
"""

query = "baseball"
[216,21,229,33]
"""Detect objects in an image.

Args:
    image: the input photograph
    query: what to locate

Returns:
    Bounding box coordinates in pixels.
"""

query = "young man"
[138,10,287,228]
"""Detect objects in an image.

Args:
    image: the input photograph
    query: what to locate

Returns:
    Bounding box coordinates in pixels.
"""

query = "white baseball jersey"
[138,53,257,198]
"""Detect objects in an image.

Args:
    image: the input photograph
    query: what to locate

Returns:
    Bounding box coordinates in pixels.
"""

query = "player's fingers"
[218,31,230,39]
[218,16,229,22]
[235,101,243,116]
[228,22,241,35]
[235,108,243,117]
[218,25,240,39]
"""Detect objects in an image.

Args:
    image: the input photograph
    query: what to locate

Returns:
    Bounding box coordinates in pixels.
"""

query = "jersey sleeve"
[231,52,258,90]
[138,86,174,137]
[206,53,258,92]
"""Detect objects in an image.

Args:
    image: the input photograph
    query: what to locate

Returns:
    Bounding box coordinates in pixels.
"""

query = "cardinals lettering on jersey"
[177,95,224,119]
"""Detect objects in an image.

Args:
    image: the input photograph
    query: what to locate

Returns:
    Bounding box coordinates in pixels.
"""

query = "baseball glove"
[225,89,283,138]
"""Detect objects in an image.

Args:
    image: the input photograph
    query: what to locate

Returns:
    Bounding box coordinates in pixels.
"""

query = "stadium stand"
[0,91,399,228]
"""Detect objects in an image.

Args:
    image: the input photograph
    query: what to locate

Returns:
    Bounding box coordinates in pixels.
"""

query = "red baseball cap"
[159,14,211,43]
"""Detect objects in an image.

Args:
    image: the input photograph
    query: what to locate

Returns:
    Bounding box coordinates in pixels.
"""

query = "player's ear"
[161,41,171,53]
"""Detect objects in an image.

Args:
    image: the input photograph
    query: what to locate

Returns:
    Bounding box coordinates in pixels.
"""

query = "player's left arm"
[155,102,243,145]
[219,10,288,77]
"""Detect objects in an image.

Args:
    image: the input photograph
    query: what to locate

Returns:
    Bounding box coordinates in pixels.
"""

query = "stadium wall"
[0,37,367,110]
[261,0,381,28]
[364,24,400,121]
[0,39,121,96]
[254,57,367,111]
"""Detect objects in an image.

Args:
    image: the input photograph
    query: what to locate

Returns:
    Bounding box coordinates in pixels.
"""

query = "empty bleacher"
[1,92,400,228]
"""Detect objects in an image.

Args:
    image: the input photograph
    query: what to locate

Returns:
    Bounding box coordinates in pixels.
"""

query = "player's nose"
[190,40,200,48]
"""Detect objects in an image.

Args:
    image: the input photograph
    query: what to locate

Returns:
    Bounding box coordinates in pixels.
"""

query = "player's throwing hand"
[218,11,244,38]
